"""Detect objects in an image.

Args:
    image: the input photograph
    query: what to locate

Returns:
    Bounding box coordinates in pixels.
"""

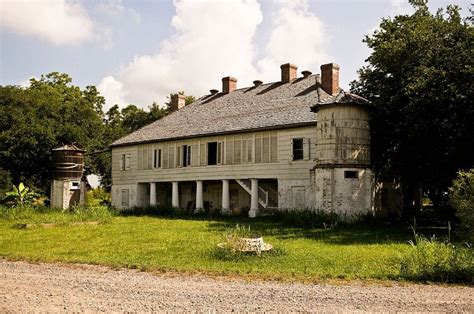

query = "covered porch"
[139,179,278,217]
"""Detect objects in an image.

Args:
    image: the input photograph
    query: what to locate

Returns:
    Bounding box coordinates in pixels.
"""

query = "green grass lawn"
[0,209,420,282]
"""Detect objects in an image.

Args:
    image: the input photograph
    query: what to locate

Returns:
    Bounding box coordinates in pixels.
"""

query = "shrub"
[120,205,185,218]
[2,183,39,206]
[273,208,341,228]
[0,204,116,225]
[449,169,474,242]
[400,235,474,283]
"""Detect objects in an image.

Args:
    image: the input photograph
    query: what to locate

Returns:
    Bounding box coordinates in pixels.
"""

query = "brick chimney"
[280,63,297,82]
[320,63,340,95]
[222,76,237,93]
[170,93,186,112]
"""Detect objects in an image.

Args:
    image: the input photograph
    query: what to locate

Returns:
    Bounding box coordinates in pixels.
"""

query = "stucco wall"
[313,168,372,217]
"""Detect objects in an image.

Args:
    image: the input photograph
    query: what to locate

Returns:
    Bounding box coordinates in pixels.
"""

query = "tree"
[0,74,193,193]
[350,1,473,214]
[0,73,106,192]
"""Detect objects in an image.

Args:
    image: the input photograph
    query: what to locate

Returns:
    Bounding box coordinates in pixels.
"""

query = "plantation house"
[111,62,389,217]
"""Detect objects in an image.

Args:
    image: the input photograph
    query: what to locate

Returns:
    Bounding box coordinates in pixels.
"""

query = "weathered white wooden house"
[110,63,374,217]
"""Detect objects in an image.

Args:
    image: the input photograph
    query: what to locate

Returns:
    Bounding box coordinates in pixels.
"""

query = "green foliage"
[350,2,474,209]
[0,72,193,192]
[0,204,115,225]
[86,188,111,206]
[450,169,474,241]
[0,73,106,191]
[0,169,12,197]
[400,234,473,283]
[2,183,39,206]
[273,208,341,228]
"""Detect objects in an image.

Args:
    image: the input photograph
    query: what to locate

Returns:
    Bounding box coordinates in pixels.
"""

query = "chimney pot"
[320,63,340,95]
[210,89,219,95]
[280,63,298,82]
[170,93,186,112]
[222,76,237,93]
[302,70,312,78]
[253,80,263,86]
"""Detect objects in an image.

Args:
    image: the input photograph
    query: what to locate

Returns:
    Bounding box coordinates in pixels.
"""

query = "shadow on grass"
[119,206,451,246]
[205,219,418,245]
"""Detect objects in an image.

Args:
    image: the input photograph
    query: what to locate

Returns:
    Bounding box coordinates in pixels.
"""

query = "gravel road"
[0,259,472,312]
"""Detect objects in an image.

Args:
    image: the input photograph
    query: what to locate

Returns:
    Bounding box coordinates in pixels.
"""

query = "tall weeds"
[400,234,473,283]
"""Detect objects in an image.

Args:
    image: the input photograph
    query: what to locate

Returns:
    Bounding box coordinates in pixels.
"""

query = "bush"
[273,208,341,228]
[400,235,474,283]
[120,205,185,218]
[449,169,474,242]
[0,204,116,225]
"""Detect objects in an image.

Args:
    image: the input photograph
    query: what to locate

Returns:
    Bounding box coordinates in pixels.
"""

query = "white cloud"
[96,0,141,23]
[390,0,412,15]
[19,76,36,88]
[97,76,126,112]
[0,0,94,45]
[257,0,330,81]
[99,0,330,109]
[97,0,125,17]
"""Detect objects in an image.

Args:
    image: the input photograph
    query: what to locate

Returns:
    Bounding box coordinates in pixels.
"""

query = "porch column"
[196,180,204,212]
[222,179,230,213]
[249,178,259,218]
[172,181,179,208]
[150,182,157,206]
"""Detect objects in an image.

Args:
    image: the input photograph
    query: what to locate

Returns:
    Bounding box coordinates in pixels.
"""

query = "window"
[344,170,358,179]
[181,145,191,167]
[153,149,161,168]
[292,138,304,161]
[207,142,223,165]
[121,154,130,171]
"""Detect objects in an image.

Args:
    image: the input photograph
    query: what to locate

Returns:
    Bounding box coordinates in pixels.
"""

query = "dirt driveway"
[0,260,472,312]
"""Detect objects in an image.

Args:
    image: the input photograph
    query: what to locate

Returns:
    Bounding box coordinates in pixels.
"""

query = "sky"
[0,0,470,112]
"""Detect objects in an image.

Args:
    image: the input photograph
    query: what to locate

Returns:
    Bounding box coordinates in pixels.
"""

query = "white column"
[222,179,230,213]
[196,180,204,212]
[172,181,179,208]
[150,182,157,206]
[249,178,259,218]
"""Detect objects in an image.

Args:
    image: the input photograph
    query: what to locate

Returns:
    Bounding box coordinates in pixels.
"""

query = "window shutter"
[137,148,142,170]
[234,139,241,164]
[242,139,248,163]
[192,144,199,166]
[270,133,278,162]
[226,139,234,165]
[248,138,253,163]
[148,147,153,169]
[304,138,310,160]
[177,146,182,167]
[200,143,206,166]
[255,135,262,163]
[125,154,130,170]
[169,146,175,168]
[120,154,125,170]
[290,139,294,161]
[217,142,223,164]
[262,135,269,163]
[163,147,169,169]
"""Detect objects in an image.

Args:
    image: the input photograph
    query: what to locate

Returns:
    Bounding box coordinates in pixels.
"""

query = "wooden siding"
[112,125,317,185]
